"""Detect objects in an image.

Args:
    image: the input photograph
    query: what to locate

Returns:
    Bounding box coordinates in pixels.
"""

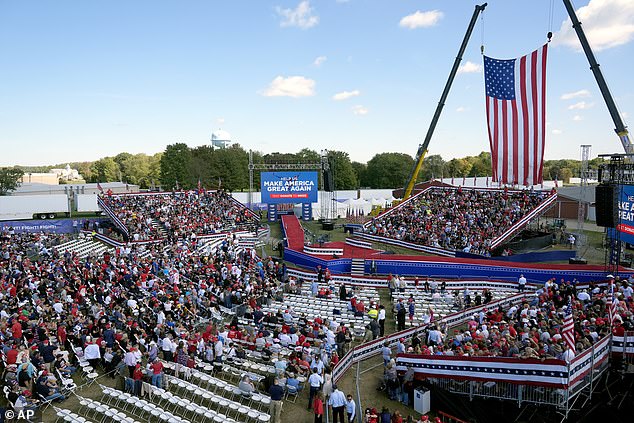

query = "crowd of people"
[390,277,633,360]
[2,189,632,423]
[101,190,258,241]
[0,193,388,422]
[364,187,550,255]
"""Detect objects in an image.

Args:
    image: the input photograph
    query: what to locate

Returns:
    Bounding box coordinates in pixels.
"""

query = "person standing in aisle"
[269,378,284,423]
[378,305,386,337]
[328,384,347,423]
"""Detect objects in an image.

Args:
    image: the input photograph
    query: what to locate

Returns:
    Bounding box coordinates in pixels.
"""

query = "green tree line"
[13,147,606,191]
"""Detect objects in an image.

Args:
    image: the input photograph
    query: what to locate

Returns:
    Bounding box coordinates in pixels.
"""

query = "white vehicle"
[75,194,100,213]
[0,195,69,220]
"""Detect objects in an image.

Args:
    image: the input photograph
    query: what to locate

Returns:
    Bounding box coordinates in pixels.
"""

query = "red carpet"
[281,215,305,251]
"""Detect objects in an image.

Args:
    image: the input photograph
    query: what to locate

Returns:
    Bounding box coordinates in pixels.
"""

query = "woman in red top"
[132,363,144,396]
[313,391,324,423]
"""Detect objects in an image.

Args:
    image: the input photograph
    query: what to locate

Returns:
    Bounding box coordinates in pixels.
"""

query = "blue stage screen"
[261,171,318,204]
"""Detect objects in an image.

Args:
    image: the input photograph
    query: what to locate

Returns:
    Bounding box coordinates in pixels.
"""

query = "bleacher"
[53,236,114,258]
[364,186,556,255]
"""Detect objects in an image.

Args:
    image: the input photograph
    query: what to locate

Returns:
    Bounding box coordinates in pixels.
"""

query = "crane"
[561,0,632,156]
[402,3,487,200]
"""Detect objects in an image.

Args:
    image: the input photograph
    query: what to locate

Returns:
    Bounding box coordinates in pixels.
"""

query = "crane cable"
[547,0,555,42]
[480,6,486,55]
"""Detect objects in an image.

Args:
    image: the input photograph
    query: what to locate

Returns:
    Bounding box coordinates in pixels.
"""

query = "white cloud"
[560,89,591,100]
[216,117,225,125]
[333,90,360,101]
[552,129,563,135]
[261,76,316,98]
[621,111,629,119]
[351,105,368,115]
[553,0,634,51]
[313,56,327,67]
[457,61,482,74]
[573,115,583,121]
[456,106,468,113]
[276,1,319,29]
[399,10,443,29]
[568,101,594,110]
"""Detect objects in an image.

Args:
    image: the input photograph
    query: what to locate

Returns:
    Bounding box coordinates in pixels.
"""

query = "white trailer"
[75,194,100,213]
[0,195,69,220]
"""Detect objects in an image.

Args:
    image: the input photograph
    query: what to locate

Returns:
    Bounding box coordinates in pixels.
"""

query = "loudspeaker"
[596,184,618,228]
[323,170,334,192]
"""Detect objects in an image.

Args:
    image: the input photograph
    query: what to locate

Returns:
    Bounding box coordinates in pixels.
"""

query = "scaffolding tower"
[575,145,591,260]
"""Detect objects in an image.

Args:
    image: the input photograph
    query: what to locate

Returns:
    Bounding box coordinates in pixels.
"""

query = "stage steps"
[351,257,365,276]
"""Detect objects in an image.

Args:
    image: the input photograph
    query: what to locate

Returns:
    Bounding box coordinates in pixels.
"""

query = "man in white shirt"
[162,335,173,361]
[378,306,386,337]
[577,290,591,303]
[84,337,101,369]
[124,347,138,377]
[278,332,292,347]
[345,394,356,423]
[562,344,575,362]
[214,338,224,363]
[308,367,323,410]
[328,384,347,423]
[310,355,324,375]
[518,274,527,292]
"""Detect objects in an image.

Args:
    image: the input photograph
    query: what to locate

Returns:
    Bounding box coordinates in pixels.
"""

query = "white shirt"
[162,337,173,352]
[378,309,386,320]
[84,343,101,360]
[214,341,223,358]
[279,333,291,346]
[309,373,323,387]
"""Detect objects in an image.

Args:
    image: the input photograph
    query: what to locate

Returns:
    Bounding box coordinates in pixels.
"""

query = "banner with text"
[1,219,75,233]
[261,171,318,204]
[610,185,634,244]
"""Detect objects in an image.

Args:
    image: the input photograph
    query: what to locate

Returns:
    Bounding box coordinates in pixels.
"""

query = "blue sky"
[1,0,633,167]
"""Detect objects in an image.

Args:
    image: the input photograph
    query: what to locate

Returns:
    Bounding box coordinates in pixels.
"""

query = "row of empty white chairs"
[226,357,276,379]
[98,385,188,423]
[139,381,244,423]
[54,407,95,423]
[392,287,516,326]
[297,281,379,298]
[264,292,371,331]
[76,395,139,423]
[162,359,271,408]
[164,374,270,422]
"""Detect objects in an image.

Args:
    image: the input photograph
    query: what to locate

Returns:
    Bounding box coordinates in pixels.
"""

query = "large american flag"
[484,44,548,186]
[562,299,576,354]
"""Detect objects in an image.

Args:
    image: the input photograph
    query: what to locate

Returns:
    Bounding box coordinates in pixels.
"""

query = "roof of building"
[555,185,596,204]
